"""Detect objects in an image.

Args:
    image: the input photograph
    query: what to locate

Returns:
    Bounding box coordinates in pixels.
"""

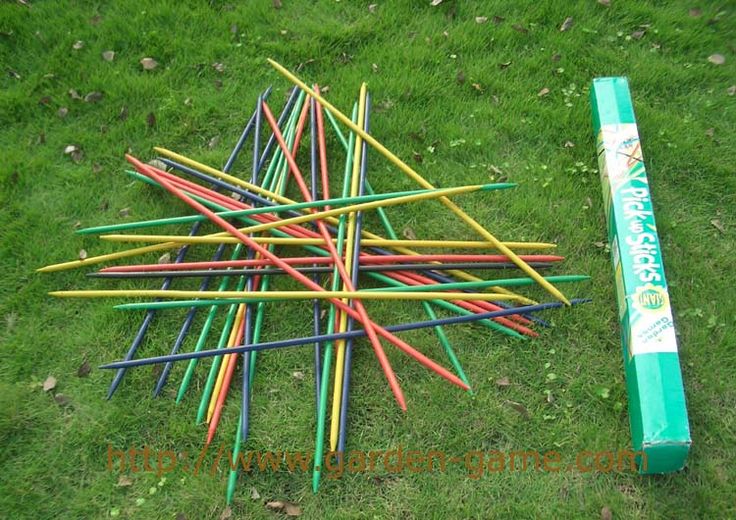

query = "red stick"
[126,156,471,404]
[100,254,562,273]
[314,85,330,208]
[261,99,406,410]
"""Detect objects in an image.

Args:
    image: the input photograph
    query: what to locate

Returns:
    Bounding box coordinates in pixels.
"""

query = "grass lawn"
[1,1,735,518]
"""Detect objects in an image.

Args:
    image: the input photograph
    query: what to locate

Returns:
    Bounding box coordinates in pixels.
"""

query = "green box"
[590,77,691,473]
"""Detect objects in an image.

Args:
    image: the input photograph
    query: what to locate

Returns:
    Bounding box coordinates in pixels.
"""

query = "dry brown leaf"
[54,394,71,407]
[430,0,443,5]
[265,501,301,517]
[711,219,725,234]
[601,507,613,520]
[728,85,736,96]
[456,69,465,84]
[250,487,261,500]
[119,105,128,121]
[90,14,102,25]
[705,127,714,138]
[140,57,158,70]
[598,0,611,5]
[208,136,221,149]
[158,252,172,264]
[292,371,305,380]
[504,399,530,419]
[495,376,511,387]
[273,0,282,7]
[412,151,423,164]
[475,16,488,24]
[78,249,88,260]
[102,50,115,62]
[77,360,91,377]
[631,29,646,39]
[560,17,574,32]
[146,112,156,128]
[708,54,725,65]
[72,40,84,50]
[147,159,167,171]
[68,88,83,100]
[212,62,225,73]
[58,107,68,118]
[84,91,103,103]
[402,226,417,240]
[512,24,528,34]
[471,82,483,92]
[117,475,133,487]
[92,163,102,174]
[688,8,701,17]
[219,506,232,520]
[492,15,505,25]
[564,141,575,148]
[538,87,550,97]
[43,376,57,392]
[499,61,512,69]
[118,207,131,218]
[368,4,377,13]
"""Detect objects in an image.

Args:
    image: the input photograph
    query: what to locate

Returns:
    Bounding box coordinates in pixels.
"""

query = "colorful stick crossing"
[39,66,591,502]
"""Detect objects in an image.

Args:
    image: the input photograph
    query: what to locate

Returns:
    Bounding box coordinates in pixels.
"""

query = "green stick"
[313,102,358,494]
[363,180,471,390]
[365,275,590,293]
[76,188,476,235]
[226,91,305,504]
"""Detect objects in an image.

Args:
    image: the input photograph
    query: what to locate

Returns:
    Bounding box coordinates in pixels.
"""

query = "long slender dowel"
[261,97,409,412]
[97,181,499,246]
[105,87,270,399]
[75,187,483,236]
[177,88,300,404]
[364,180,471,391]
[89,263,555,280]
[330,84,367,452]
[336,89,370,454]
[99,300,592,370]
[312,101,357,493]
[99,254,563,272]
[266,58,569,305]
[309,94,322,412]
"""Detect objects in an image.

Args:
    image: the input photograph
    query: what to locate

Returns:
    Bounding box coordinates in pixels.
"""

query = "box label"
[596,123,678,357]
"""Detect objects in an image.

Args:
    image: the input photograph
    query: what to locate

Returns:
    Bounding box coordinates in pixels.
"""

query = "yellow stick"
[207,305,246,423]
[151,147,540,304]
[98,235,554,250]
[48,289,523,302]
[331,83,366,451]
[121,182,486,240]
[266,59,569,306]
[37,236,553,274]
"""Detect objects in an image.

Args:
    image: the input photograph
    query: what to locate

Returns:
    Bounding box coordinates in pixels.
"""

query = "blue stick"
[106,86,272,399]
[337,92,371,453]
[99,300,591,370]
[309,96,323,411]
[240,93,264,441]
